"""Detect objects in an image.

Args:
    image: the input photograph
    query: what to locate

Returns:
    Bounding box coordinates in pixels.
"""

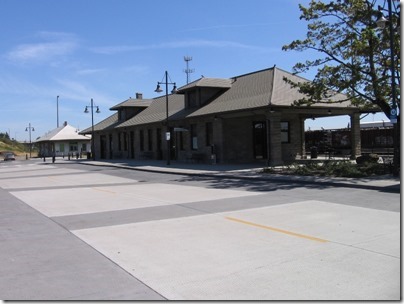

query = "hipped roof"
[186,67,351,117]
[36,124,90,143]
[110,98,153,110]
[80,113,119,134]
[81,66,356,132]
[117,94,185,128]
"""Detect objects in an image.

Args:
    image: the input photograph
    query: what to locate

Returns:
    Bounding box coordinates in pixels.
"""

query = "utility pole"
[57,95,59,128]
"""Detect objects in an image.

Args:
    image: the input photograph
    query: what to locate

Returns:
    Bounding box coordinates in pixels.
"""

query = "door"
[108,134,113,159]
[100,135,107,159]
[130,131,135,158]
[253,121,267,159]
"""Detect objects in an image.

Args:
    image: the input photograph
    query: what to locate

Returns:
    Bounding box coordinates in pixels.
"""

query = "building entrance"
[253,121,267,159]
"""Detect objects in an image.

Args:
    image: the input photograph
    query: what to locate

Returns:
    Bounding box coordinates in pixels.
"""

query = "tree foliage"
[282,0,400,118]
[0,132,10,140]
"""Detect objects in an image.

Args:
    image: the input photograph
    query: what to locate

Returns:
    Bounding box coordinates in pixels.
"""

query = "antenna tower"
[183,56,195,84]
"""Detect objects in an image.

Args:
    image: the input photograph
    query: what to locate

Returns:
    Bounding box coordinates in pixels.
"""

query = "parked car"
[4,153,15,161]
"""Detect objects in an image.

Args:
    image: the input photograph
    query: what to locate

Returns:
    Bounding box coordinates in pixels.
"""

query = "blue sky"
[1,0,387,141]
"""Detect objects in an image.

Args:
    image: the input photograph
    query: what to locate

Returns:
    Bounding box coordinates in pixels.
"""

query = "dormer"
[176,78,232,109]
[110,93,152,122]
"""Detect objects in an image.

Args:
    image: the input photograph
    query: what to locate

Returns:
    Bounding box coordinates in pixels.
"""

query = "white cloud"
[54,79,113,106]
[90,39,272,55]
[76,68,106,75]
[179,22,285,33]
[6,31,79,63]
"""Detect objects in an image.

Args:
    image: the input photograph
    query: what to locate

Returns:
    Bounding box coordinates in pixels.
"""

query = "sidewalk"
[61,158,400,192]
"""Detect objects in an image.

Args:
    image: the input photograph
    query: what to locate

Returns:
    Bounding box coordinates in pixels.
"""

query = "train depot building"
[81,66,366,166]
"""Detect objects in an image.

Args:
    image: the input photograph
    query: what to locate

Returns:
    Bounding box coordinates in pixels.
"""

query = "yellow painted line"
[92,187,116,194]
[225,216,328,243]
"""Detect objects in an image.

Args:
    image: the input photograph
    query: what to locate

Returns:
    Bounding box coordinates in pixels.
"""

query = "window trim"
[281,121,290,143]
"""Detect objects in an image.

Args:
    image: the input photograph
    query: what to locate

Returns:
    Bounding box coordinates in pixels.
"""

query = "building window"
[140,130,144,151]
[81,143,87,152]
[147,129,153,151]
[156,128,162,152]
[190,124,198,150]
[118,132,122,151]
[206,122,213,146]
[187,91,198,108]
[59,143,65,153]
[281,122,290,143]
[179,132,184,150]
[123,132,128,151]
[69,142,78,152]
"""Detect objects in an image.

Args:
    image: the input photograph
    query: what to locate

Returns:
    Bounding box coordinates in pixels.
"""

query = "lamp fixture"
[376,15,388,29]
[171,85,177,94]
[154,84,163,93]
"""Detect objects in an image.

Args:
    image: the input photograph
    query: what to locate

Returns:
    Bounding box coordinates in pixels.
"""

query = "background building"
[36,122,91,157]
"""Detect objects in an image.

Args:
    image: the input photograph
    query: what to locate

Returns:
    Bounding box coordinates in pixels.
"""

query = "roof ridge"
[268,67,276,106]
[232,65,276,80]
[273,66,311,83]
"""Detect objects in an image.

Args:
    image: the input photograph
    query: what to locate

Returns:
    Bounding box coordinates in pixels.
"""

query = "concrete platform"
[0,160,400,300]
[73,200,399,300]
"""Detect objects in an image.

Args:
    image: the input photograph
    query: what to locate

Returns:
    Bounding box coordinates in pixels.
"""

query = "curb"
[79,161,400,193]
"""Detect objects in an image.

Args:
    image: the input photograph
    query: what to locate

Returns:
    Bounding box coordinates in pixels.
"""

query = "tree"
[0,132,10,140]
[283,0,400,174]
[283,0,400,114]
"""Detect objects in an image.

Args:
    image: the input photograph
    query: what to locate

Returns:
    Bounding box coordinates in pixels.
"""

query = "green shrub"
[324,161,363,177]
[356,154,379,165]
[263,160,388,177]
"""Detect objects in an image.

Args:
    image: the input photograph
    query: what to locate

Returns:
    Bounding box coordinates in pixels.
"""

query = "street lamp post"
[84,98,100,160]
[25,123,35,158]
[376,0,400,175]
[154,71,177,165]
[57,95,59,128]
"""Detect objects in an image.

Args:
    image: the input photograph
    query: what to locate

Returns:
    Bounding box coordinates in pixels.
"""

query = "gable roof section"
[36,124,90,143]
[80,113,119,134]
[117,94,185,128]
[187,67,353,118]
[187,68,275,117]
[177,77,232,92]
[270,68,352,108]
[110,98,153,110]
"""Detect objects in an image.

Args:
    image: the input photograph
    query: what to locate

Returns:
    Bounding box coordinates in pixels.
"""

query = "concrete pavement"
[0,187,165,300]
[0,159,400,300]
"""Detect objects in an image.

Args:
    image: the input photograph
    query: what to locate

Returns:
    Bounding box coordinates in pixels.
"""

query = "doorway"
[253,121,267,159]
[100,135,107,159]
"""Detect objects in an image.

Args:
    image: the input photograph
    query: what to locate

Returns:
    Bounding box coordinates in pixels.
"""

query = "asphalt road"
[0,159,400,300]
